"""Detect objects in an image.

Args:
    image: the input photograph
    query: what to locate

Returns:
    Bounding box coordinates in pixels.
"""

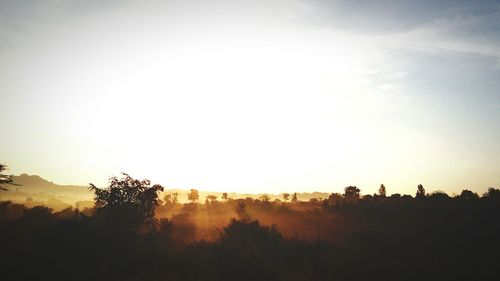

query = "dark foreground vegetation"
[1,172,499,281]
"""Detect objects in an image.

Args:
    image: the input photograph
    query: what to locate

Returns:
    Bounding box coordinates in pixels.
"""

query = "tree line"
[1,167,500,281]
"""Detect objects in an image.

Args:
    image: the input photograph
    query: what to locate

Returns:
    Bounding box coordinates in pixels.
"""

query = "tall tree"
[416,184,426,199]
[378,184,387,197]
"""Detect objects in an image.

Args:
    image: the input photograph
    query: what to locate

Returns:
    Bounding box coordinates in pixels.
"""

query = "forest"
[1,169,499,281]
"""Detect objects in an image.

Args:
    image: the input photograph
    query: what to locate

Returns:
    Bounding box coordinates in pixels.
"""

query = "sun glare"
[40,25,382,193]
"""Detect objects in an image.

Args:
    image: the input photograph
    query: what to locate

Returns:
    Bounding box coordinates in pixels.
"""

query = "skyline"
[1,0,499,195]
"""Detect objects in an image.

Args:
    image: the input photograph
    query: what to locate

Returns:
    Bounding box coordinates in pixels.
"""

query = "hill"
[0,174,332,210]
[0,174,93,210]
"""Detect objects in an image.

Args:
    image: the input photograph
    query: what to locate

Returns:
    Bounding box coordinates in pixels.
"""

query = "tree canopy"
[89,173,164,230]
[344,186,361,199]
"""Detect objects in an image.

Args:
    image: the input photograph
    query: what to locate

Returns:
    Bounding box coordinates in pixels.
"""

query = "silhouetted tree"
[156,218,174,244]
[0,200,26,220]
[378,184,386,197]
[309,198,320,204]
[416,184,426,199]
[222,192,229,201]
[402,194,413,200]
[163,192,179,206]
[344,186,361,199]
[483,187,500,200]
[282,193,290,202]
[235,202,251,221]
[188,189,199,203]
[0,164,14,191]
[206,194,218,204]
[429,191,449,200]
[259,194,271,203]
[291,192,298,203]
[221,218,283,252]
[459,189,479,200]
[170,212,197,244]
[89,173,163,231]
[325,192,343,208]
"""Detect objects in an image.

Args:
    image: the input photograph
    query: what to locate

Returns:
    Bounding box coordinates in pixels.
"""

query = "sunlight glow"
[45,26,392,193]
[3,0,494,195]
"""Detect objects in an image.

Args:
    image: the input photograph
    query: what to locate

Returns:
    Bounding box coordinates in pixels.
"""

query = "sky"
[1,0,499,195]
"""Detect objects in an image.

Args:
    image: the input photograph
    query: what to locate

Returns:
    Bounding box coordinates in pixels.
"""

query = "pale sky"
[1,0,499,195]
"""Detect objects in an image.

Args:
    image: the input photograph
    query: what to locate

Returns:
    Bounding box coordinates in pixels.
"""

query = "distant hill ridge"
[6,174,332,203]
[12,174,89,190]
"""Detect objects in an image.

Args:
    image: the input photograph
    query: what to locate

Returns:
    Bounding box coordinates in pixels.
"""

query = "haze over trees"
[187,188,199,203]
[1,170,500,281]
[89,173,164,231]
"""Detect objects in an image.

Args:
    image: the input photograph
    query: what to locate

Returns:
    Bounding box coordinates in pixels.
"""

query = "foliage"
[164,192,179,205]
[484,187,500,200]
[0,164,14,191]
[2,184,500,281]
[187,189,199,203]
[378,184,386,197]
[235,202,251,221]
[259,194,271,202]
[282,193,290,202]
[416,184,426,199]
[206,194,218,204]
[459,189,479,200]
[89,173,163,230]
[344,186,361,199]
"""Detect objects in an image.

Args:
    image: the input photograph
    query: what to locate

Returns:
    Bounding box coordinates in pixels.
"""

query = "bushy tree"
[344,186,361,199]
[163,192,179,206]
[459,189,479,200]
[259,194,271,203]
[89,173,164,231]
[429,191,450,200]
[188,189,199,203]
[206,194,218,204]
[483,187,500,200]
[221,219,283,252]
[282,193,290,202]
[326,192,343,207]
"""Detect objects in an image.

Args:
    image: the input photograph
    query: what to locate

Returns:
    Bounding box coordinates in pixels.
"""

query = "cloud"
[391,10,500,59]
[304,0,500,33]
[298,0,500,60]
